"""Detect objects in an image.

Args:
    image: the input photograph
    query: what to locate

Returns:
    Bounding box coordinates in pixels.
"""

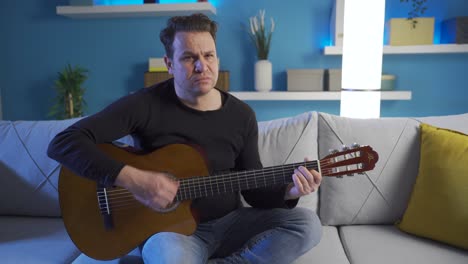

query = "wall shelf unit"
[324,44,468,55]
[229,91,412,101]
[56,3,216,19]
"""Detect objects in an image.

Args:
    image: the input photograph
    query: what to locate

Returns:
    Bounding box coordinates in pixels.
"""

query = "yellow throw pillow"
[398,123,468,250]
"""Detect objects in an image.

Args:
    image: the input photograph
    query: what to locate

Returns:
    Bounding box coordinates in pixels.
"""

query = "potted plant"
[248,9,275,92]
[388,0,434,46]
[401,0,428,28]
[49,64,88,119]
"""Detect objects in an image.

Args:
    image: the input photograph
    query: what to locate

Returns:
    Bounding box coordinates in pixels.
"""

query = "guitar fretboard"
[175,160,319,201]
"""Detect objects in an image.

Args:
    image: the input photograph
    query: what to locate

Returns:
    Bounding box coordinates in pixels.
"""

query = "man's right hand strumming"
[115,165,180,211]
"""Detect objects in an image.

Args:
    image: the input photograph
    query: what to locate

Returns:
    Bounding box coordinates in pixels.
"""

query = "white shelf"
[324,44,468,55]
[56,3,216,19]
[229,91,412,101]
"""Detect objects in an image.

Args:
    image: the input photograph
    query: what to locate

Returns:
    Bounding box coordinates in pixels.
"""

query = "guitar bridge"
[97,185,114,231]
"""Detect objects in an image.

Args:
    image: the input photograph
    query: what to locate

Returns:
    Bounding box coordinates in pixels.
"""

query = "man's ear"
[164,56,173,75]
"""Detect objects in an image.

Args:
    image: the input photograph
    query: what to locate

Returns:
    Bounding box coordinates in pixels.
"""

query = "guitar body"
[59,144,209,260]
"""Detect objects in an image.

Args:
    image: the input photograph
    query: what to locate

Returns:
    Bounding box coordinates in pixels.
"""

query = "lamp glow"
[340,0,386,118]
[341,91,381,118]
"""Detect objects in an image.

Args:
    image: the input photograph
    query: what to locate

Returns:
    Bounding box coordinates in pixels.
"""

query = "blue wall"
[1,0,467,121]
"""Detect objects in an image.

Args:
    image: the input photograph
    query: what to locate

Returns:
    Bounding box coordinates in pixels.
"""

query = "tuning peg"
[347,173,355,176]
[357,164,364,175]
[336,176,343,178]
[351,143,360,148]
[341,145,349,151]
[329,149,339,154]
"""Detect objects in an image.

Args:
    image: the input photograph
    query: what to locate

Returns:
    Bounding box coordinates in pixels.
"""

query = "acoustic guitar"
[59,143,378,260]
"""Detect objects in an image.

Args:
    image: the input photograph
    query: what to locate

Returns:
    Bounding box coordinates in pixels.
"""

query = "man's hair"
[160,13,218,59]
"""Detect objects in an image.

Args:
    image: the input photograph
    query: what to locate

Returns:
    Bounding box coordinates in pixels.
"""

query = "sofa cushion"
[257,111,319,211]
[317,112,468,225]
[317,113,421,225]
[293,226,350,264]
[0,119,80,217]
[398,123,468,250]
[0,216,80,263]
[339,225,468,264]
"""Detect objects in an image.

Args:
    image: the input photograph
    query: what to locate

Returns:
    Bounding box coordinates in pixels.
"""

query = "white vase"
[254,60,272,92]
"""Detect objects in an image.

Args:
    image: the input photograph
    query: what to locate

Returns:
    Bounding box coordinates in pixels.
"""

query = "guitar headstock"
[320,144,378,178]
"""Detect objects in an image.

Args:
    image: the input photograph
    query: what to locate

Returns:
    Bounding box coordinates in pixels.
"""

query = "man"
[48,13,322,264]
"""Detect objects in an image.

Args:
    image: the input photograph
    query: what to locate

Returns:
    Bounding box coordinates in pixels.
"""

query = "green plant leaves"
[49,63,88,119]
[400,0,428,28]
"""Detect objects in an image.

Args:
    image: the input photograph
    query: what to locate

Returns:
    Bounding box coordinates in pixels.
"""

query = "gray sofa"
[1,111,467,264]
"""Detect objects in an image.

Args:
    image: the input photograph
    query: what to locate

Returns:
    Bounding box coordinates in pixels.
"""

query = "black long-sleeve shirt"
[47,79,296,222]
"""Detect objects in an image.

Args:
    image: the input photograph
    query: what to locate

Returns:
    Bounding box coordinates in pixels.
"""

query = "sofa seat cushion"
[339,225,468,264]
[294,226,350,264]
[0,216,80,263]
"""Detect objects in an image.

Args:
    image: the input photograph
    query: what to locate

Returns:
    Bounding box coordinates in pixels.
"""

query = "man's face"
[166,31,219,96]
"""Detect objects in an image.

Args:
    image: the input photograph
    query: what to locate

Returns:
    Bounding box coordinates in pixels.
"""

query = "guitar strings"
[98,168,335,202]
[97,167,338,213]
[98,153,349,198]
[95,154,363,212]
[185,167,335,199]
[99,174,337,213]
[177,165,309,199]
[97,161,332,202]
[98,172,337,213]
[101,159,323,196]
[97,166,335,200]
[177,156,356,194]
[98,159,323,199]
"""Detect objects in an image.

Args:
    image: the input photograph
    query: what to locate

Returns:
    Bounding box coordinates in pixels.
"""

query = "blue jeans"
[142,207,322,264]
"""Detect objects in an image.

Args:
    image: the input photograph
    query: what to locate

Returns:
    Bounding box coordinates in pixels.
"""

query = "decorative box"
[326,69,342,91]
[148,58,167,72]
[287,69,324,91]
[324,70,396,91]
[381,75,396,91]
[388,17,435,46]
[441,17,468,44]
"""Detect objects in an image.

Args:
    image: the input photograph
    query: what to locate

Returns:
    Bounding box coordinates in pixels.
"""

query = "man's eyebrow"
[181,51,196,56]
[180,50,215,56]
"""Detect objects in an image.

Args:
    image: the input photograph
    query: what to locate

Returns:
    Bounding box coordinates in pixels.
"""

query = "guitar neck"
[175,160,319,201]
